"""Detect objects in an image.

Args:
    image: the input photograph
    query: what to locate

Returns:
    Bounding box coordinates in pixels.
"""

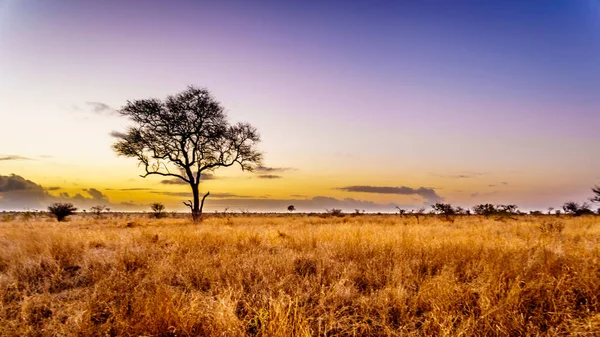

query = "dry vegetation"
[0,214,599,336]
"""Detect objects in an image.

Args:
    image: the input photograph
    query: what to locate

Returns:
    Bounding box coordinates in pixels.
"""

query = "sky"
[1,0,599,212]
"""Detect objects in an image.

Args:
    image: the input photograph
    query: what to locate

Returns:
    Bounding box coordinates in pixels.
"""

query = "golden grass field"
[0,214,598,336]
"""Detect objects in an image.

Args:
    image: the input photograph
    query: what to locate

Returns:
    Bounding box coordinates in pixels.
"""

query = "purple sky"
[0,0,599,212]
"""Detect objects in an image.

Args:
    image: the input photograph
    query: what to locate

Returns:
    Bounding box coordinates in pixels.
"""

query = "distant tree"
[591,185,600,203]
[395,206,406,215]
[48,203,77,222]
[562,201,593,216]
[326,208,343,217]
[431,203,456,221]
[529,210,543,215]
[90,205,109,218]
[547,207,554,215]
[112,86,263,222]
[411,208,426,224]
[287,205,296,213]
[150,202,166,219]
[472,204,497,217]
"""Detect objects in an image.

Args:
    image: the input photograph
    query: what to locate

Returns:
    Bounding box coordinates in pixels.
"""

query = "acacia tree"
[112,86,263,222]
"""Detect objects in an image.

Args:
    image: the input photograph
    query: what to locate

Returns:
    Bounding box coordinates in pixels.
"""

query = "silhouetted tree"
[395,206,406,215]
[112,86,263,222]
[150,202,165,219]
[472,203,497,217]
[591,185,600,203]
[431,203,456,221]
[90,205,109,218]
[287,205,296,212]
[48,203,77,222]
[562,201,593,216]
[411,208,425,224]
[326,208,343,217]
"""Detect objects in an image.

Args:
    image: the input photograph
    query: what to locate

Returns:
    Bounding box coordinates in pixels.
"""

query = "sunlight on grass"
[0,214,598,336]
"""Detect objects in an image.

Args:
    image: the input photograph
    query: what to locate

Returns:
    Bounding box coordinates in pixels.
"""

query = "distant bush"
[325,208,343,217]
[150,202,166,219]
[473,204,519,217]
[90,205,109,218]
[472,204,497,216]
[48,203,77,222]
[562,202,593,216]
[431,203,457,221]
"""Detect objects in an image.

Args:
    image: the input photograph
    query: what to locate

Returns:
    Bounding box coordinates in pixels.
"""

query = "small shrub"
[90,205,109,218]
[150,202,165,219]
[325,208,343,217]
[48,203,77,222]
[562,202,593,216]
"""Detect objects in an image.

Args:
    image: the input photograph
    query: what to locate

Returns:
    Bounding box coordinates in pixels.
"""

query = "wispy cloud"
[106,188,154,191]
[160,173,216,185]
[471,191,501,198]
[431,172,485,179]
[337,185,443,204]
[0,155,32,161]
[109,131,126,138]
[151,191,191,197]
[86,102,117,115]
[255,165,294,173]
[151,191,257,199]
[258,174,282,179]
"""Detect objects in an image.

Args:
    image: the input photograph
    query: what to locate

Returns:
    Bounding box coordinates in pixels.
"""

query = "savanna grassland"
[0,214,599,336]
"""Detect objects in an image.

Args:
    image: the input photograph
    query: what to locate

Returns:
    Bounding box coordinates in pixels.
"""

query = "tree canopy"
[112,86,263,221]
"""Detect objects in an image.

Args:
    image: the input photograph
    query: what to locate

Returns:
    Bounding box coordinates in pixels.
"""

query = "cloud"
[258,174,282,179]
[151,191,257,199]
[109,131,127,139]
[337,185,443,204]
[0,155,32,161]
[255,165,294,173]
[46,187,61,191]
[0,174,136,211]
[86,102,117,115]
[84,188,108,202]
[431,172,485,179]
[152,191,191,197]
[160,173,216,185]
[471,191,500,198]
[105,188,153,191]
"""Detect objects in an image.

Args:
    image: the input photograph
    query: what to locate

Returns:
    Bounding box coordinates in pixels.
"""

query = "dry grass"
[0,214,599,336]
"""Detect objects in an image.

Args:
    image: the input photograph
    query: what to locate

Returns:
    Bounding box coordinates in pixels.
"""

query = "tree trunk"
[190,184,209,222]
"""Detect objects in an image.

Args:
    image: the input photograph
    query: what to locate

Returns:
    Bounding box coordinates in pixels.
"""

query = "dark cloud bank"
[0,175,430,213]
[0,174,137,211]
[337,185,443,204]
